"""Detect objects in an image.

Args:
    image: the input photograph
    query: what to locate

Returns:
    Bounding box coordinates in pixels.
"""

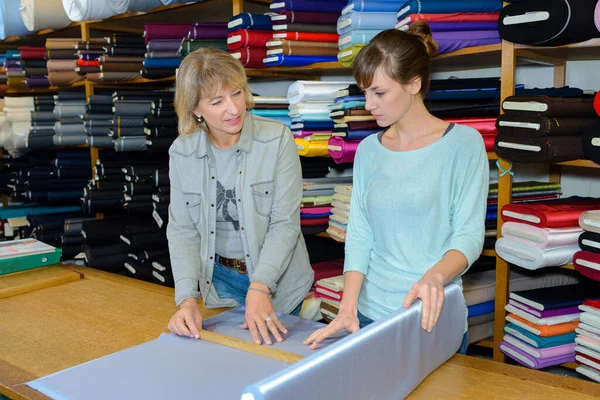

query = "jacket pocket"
[250,180,274,217]
[183,193,202,225]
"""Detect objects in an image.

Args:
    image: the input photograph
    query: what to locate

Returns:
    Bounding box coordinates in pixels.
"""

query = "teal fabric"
[504,323,577,348]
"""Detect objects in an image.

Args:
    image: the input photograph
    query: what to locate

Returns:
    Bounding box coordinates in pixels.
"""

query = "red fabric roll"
[501,199,600,228]
[230,47,267,68]
[328,136,360,164]
[401,12,501,24]
[77,59,101,67]
[301,217,330,226]
[311,259,344,287]
[576,353,600,372]
[443,117,498,135]
[481,134,496,152]
[227,29,274,51]
[594,91,600,117]
[273,31,339,43]
[18,46,47,61]
[584,299,600,308]
[573,250,600,282]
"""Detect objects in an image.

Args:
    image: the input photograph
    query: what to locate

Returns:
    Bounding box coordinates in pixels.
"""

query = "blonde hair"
[174,48,254,136]
[353,23,438,96]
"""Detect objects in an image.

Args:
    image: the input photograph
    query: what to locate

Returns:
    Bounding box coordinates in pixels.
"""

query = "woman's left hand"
[240,283,288,345]
[402,272,445,332]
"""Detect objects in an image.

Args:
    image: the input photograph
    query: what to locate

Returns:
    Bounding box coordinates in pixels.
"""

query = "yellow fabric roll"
[295,138,330,157]
[337,45,364,67]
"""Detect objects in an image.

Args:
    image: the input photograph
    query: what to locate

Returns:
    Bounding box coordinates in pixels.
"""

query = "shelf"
[481,249,496,257]
[558,264,576,270]
[487,152,498,161]
[516,39,600,65]
[473,338,494,349]
[431,44,502,72]
[555,160,600,169]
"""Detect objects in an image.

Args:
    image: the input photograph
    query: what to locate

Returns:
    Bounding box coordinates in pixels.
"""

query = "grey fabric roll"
[114,101,153,117]
[128,0,162,11]
[54,122,86,135]
[53,134,86,146]
[114,136,147,151]
[86,135,114,148]
[54,104,86,119]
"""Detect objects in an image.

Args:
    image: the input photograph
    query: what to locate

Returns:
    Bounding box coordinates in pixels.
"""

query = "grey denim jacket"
[167,112,314,313]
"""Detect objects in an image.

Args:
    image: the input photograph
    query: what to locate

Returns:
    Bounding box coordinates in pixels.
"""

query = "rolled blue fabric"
[142,58,181,68]
[338,29,381,50]
[397,0,503,20]
[346,129,378,140]
[228,12,272,32]
[343,0,404,15]
[337,12,398,35]
[0,0,32,39]
[270,0,346,13]
[249,109,290,118]
[263,54,337,67]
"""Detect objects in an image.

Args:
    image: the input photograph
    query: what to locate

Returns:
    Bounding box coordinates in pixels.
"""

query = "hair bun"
[408,21,438,58]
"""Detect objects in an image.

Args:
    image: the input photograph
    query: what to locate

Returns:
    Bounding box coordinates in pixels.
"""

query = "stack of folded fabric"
[495,93,599,163]
[61,216,95,259]
[330,84,379,145]
[575,299,600,382]
[74,38,107,82]
[6,49,26,91]
[181,22,228,61]
[45,39,80,87]
[394,0,502,57]
[3,95,33,154]
[301,177,350,235]
[88,34,147,82]
[144,99,178,154]
[500,283,600,369]
[299,157,338,179]
[81,217,129,274]
[0,54,7,95]
[84,94,115,149]
[573,210,600,283]
[143,23,192,79]
[28,95,56,150]
[120,219,167,281]
[315,274,344,322]
[53,92,87,147]
[250,96,291,127]
[326,184,352,242]
[19,46,49,90]
[226,12,272,69]
[150,166,170,232]
[122,163,168,217]
[110,94,152,152]
[496,198,600,270]
[499,0,599,47]
[264,2,341,67]
[289,80,354,158]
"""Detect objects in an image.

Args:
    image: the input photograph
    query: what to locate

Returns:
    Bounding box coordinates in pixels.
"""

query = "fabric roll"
[295,139,329,157]
[494,135,584,163]
[270,0,347,13]
[501,222,582,250]
[48,71,84,86]
[86,136,114,148]
[497,114,598,137]
[263,54,337,67]
[1,0,32,39]
[272,10,340,25]
[272,31,339,43]
[343,0,404,14]
[53,134,86,146]
[144,23,191,43]
[115,136,147,151]
[327,137,359,164]
[141,68,176,80]
[583,121,600,165]
[495,237,579,270]
[230,47,267,68]
[580,210,600,234]
[337,12,398,35]
[502,95,596,117]
[228,12,272,32]
[338,30,380,50]
[61,0,114,22]
[186,22,228,40]
[434,30,501,55]
[227,29,273,51]
[101,62,143,72]
[573,250,600,282]
[180,39,228,55]
[142,58,180,68]
[499,0,599,47]
[397,0,502,20]
[26,77,50,89]
[274,23,337,34]
[578,232,600,254]
[402,21,499,32]
[499,341,575,369]
[145,51,179,59]
[20,0,72,31]
[46,49,78,59]
[502,199,600,228]
[337,45,363,67]
[47,60,77,72]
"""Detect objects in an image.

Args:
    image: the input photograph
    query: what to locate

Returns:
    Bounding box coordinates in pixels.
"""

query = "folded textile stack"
[393,0,502,58]
[500,283,600,369]
[315,274,344,322]
[311,258,344,287]
[299,157,340,179]
[75,38,108,82]
[45,39,80,87]
[180,22,228,62]
[84,94,114,149]
[462,264,581,345]
[575,299,600,382]
[6,49,26,91]
[573,210,600,283]
[301,178,350,236]
[583,92,600,165]
[263,2,342,67]
[0,54,7,95]
[337,0,402,66]
[494,92,599,163]
[53,92,87,147]
[2,95,35,154]
[143,92,178,154]
[326,184,352,242]
[289,80,354,158]
[249,96,291,127]
[142,23,192,79]
[499,0,600,47]
[227,12,272,69]
[17,46,49,90]
[496,198,600,270]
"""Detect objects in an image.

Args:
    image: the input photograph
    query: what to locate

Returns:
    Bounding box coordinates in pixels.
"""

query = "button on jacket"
[167,112,314,313]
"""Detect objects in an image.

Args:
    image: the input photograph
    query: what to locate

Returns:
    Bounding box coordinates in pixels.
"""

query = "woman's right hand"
[168,298,203,339]
[303,312,359,350]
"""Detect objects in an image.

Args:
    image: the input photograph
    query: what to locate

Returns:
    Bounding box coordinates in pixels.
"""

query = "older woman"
[167,48,313,346]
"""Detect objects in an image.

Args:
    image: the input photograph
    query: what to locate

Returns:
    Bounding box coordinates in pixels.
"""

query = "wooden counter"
[1,266,599,400]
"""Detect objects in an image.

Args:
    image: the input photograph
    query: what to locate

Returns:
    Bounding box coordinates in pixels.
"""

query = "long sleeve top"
[344,124,489,322]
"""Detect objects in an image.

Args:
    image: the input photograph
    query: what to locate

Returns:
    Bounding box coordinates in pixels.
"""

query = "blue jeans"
[212,256,302,316]
[357,310,469,354]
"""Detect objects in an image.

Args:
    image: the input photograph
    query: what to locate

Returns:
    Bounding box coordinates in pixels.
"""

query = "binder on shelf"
[0,239,62,275]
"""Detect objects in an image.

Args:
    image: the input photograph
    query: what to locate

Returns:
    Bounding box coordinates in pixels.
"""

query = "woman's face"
[362,67,421,127]
[194,86,246,136]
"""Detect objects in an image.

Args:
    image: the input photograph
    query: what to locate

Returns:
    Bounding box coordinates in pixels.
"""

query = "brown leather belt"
[217,255,247,274]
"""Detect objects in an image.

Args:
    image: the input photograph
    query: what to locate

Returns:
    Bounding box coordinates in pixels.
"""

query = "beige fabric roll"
[48,71,84,86]
[20,0,71,31]
[47,60,77,72]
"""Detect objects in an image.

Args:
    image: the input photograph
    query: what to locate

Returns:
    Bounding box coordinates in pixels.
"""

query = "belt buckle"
[234,259,245,274]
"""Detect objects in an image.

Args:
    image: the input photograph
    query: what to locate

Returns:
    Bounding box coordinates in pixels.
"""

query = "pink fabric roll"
[328,136,360,164]
[301,206,333,214]
[501,221,583,250]
[443,117,498,135]
[596,1,600,34]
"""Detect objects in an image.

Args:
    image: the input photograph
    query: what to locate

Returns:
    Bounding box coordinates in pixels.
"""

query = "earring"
[196,115,204,123]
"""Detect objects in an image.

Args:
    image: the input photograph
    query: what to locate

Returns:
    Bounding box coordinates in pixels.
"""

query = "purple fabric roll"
[509,299,581,318]
[328,136,360,164]
[6,60,20,68]
[26,76,50,89]
[146,40,184,52]
[417,21,499,31]
[433,30,501,55]
[144,23,192,44]
[500,341,576,369]
[188,22,229,40]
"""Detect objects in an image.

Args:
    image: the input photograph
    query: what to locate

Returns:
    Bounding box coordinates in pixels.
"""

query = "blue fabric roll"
[228,12,272,32]
[332,100,367,110]
[467,300,495,318]
[270,0,347,13]
[337,12,397,35]
[6,50,20,60]
[0,0,32,39]
[292,120,335,130]
[345,129,378,140]
[301,212,332,218]
[264,116,292,126]
[263,54,338,67]
[338,29,381,50]
[249,109,290,118]
[343,0,403,15]
[143,58,181,68]
[0,204,81,219]
[397,0,503,20]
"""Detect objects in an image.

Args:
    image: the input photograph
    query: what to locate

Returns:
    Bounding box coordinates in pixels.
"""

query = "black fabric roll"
[494,134,584,163]
[502,95,597,117]
[115,117,145,128]
[124,259,153,282]
[426,98,500,118]
[86,252,128,273]
[113,91,174,101]
[28,134,56,150]
[81,218,128,243]
[579,231,600,253]
[62,235,84,246]
[146,137,175,152]
[144,115,177,127]
[155,170,169,186]
[583,121,600,165]
[496,114,599,137]
[124,182,154,196]
[61,244,83,260]
[145,126,178,138]
[96,181,127,191]
[120,229,167,251]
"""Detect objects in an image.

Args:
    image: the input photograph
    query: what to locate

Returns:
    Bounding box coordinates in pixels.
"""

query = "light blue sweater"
[344,124,489,322]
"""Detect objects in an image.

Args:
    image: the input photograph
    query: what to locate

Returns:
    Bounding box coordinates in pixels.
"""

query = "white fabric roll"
[159,0,189,5]
[20,0,72,31]
[128,0,162,12]
[287,80,355,104]
[4,97,34,109]
[106,0,130,14]
[495,237,579,270]
[5,109,32,122]
[62,0,115,22]
[10,121,31,149]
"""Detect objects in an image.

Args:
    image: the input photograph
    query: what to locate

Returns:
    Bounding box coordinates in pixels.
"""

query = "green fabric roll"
[488,180,561,195]
[181,39,228,58]
[337,45,364,67]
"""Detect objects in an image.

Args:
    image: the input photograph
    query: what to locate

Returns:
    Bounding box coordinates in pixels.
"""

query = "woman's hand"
[304,311,359,350]
[241,282,288,345]
[168,298,203,339]
[403,272,445,332]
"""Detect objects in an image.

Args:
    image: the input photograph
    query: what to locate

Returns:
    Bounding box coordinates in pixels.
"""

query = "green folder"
[0,239,63,276]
